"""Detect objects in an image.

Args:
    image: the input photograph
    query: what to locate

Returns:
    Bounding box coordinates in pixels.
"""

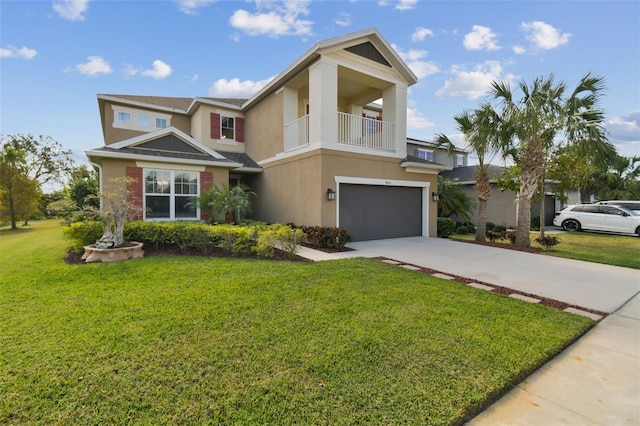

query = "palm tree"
[490,73,612,247]
[436,104,501,242]
[199,184,255,224]
[436,176,476,223]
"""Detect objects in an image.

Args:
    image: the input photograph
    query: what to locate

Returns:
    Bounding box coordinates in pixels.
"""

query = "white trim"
[135,161,205,172]
[108,127,227,160]
[111,105,172,132]
[99,94,187,114]
[335,176,430,187]
[84,149,242,169]
[334,176,431,237]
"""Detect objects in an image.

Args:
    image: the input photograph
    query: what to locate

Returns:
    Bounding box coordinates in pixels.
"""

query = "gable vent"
[345,42,391,67]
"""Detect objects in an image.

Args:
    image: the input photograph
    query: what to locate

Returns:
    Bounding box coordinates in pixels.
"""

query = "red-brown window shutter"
[210,113,221,139]
[235,118,245,142]
[126,166,143,220]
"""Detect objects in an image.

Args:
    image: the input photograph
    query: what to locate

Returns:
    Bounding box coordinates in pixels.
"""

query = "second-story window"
[455,154,465,167]
[156,118,167,129]
[417,148,434,162]
[221,116,234,139]
[137,115,150,127]
[117,111,131,124]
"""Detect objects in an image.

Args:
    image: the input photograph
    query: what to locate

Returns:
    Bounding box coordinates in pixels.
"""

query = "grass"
[451,231,640,269]
[1,220,594,425]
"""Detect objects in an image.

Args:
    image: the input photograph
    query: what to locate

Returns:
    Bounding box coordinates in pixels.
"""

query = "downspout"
[89,160,103,210]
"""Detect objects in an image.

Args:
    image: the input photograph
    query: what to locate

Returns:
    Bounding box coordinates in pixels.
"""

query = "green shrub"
[273,224,305,258]
[456,226,469,235]
[535,235,560,251]
[494,225,507,232]
[530,216,540,231]
[300,225,351,249]
[485,222,496,231]
[124,221,173,251]
[213,224,253,255]
[437,217,456,238]
[62,220,102,251]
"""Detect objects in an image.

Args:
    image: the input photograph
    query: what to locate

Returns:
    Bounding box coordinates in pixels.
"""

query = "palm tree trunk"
[476,198,488,242]
[515,169,539,247]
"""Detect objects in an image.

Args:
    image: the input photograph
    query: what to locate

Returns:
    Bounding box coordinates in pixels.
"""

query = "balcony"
[284,112,395,153]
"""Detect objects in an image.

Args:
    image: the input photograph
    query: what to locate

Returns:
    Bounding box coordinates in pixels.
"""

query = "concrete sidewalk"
[297,237,640,424]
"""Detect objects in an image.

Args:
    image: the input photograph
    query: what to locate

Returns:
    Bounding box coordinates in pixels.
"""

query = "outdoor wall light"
[327,188,336,201]
[432,192,440,202]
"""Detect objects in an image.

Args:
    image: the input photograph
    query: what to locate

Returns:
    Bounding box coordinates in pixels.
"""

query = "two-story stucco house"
[85,28,453,241]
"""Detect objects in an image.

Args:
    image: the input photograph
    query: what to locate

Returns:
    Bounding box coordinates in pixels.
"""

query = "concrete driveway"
[325,236,640,314]
[299,236,640,424]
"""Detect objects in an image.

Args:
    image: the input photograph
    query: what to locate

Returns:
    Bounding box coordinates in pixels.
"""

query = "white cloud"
[395,0,418,11]
[334,12,351,27]
[521,21,571,50]
[411,27,434,42]
[607,111,640,143]
[141,60,172,79]
[0,45,37,59]
[173,0,216,15]
[392,44,439,80]
[229,0,313,37]
[463,25,500,51]
[512,45,526,55]
[52,0,90,21]
[208,76,275,98]
[75,56,112,75]
[125,60,172,79]
[436,61,517,100]
[407,107,435,131]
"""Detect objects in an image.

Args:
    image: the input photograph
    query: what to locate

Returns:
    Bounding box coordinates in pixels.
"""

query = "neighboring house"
[440,165,562,227]
[85,28,452,241]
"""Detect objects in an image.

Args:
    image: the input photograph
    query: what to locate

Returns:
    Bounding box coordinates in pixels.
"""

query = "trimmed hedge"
[64,220,305,259]
[437,217,457,238]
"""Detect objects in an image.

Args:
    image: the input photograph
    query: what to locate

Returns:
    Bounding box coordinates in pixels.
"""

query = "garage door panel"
[339,184,422,241]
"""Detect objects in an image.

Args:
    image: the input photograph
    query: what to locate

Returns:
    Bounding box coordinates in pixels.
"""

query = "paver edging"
[374,257,608,321]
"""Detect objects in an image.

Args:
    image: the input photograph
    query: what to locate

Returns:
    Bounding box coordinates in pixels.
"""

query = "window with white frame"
[455,154,465,167]
[221,116,234,139]
[137,114,150,127]
[144,169,198,219]
[116,111,131,125]
[416,148,434,162]
[155,117,168,129]
[112,105,171,132]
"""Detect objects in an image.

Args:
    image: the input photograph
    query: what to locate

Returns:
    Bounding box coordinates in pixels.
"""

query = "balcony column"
[282,87,298,125]
[382,83,408,157]
[309,59,338,147]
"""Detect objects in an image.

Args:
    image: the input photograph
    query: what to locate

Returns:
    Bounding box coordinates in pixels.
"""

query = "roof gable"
[345,41,391,67]
[135,134,205,156]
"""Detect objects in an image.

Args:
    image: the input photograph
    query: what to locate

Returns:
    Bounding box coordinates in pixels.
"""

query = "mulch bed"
[65,246,311,265]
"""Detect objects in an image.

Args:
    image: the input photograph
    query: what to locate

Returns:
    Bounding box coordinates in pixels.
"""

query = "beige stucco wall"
[251,148,438,236]
[244,90,284,162]
[102,101,191,145]
[98,158,229,213]
[190,105,246,153]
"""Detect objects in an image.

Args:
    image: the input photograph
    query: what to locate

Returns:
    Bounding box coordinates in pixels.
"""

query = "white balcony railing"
[283,112,395,153]
[284,114,309,152]
[337,112,394,151]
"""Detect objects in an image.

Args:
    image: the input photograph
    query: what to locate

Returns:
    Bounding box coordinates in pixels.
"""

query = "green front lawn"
[451,231,640,269]
[1,221,593,425]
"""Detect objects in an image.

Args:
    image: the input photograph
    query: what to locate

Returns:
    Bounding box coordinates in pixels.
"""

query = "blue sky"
[1,0,639,168]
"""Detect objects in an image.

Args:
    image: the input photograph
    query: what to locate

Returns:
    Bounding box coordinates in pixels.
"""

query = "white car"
[595,200,640,212]
[553,204,640,236]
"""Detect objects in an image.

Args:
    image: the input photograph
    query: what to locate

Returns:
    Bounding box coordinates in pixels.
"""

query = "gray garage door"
[339,184,422,241]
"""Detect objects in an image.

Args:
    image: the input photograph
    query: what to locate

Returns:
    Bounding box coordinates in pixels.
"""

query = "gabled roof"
[85,127,261,170]
[401,155,452,172]
[243,27,418,110]
[440,165,506,184]
[98,28,415,116]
